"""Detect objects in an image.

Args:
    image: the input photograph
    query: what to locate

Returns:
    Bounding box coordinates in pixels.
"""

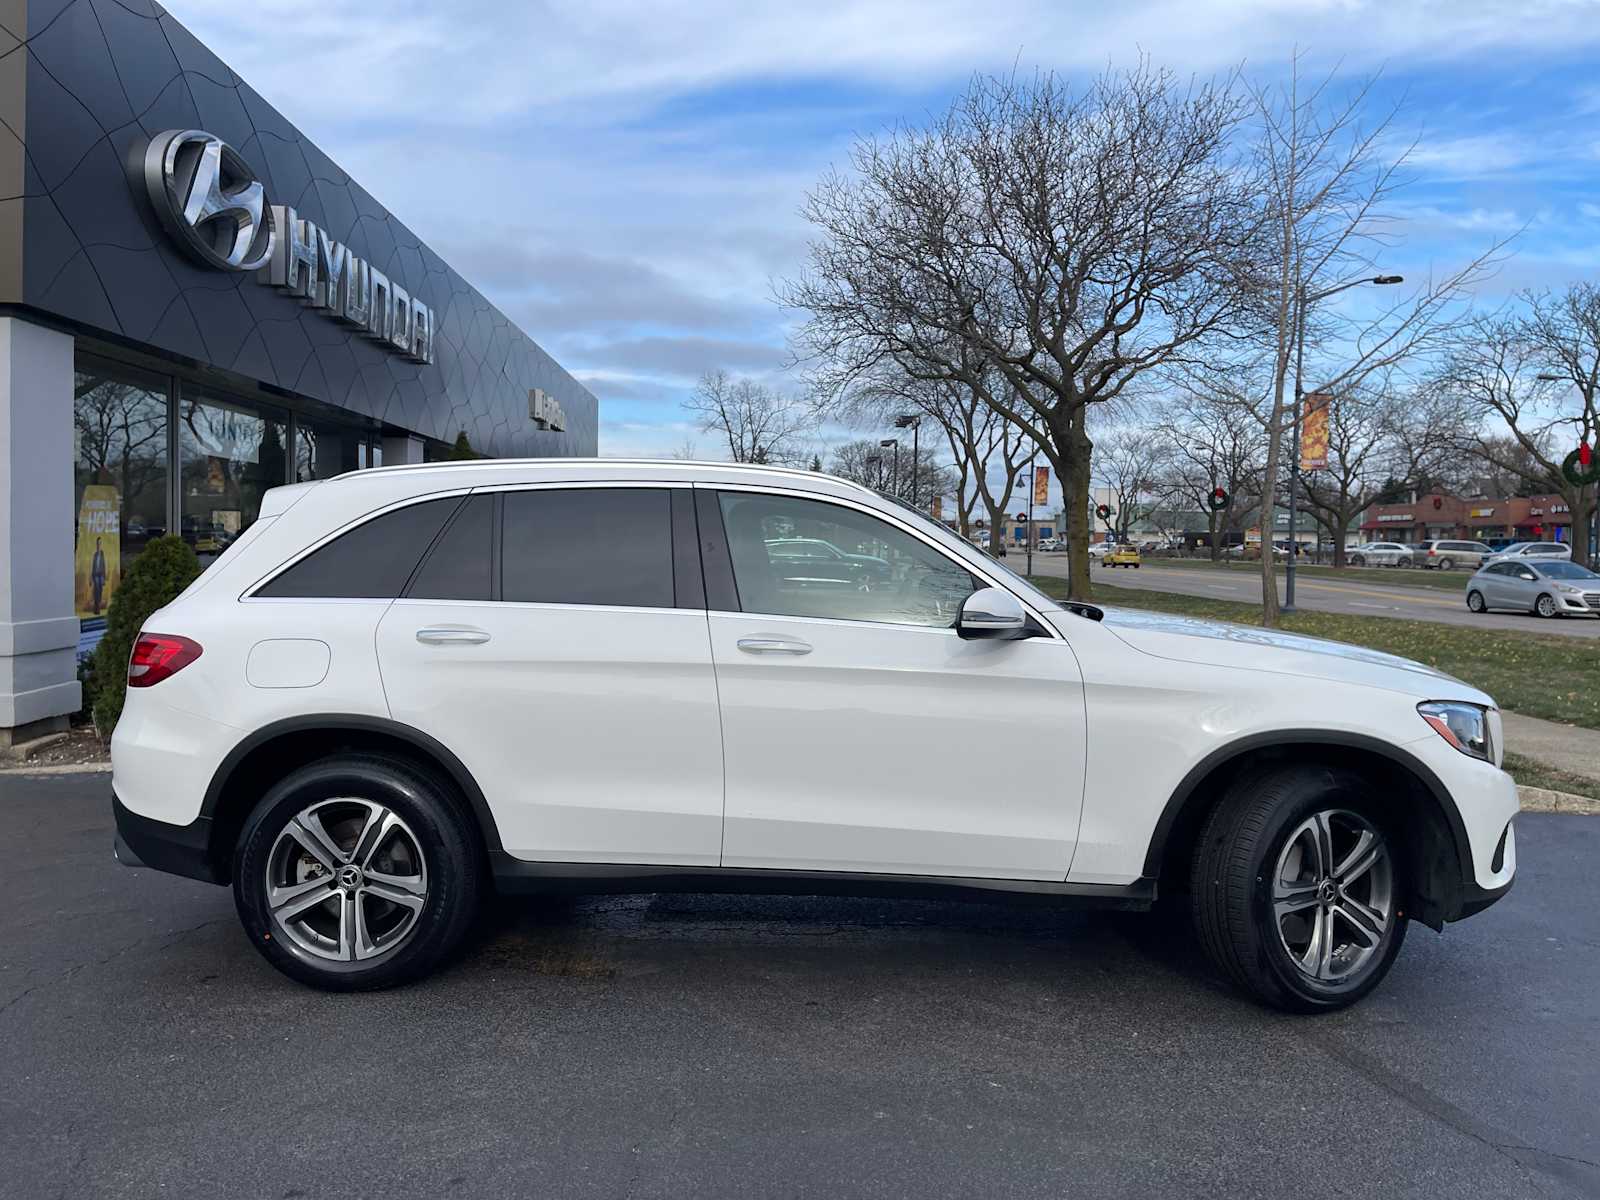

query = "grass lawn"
[1502,752,1599,799]
[1029,576,1600,732]
[1151,557,1469,592]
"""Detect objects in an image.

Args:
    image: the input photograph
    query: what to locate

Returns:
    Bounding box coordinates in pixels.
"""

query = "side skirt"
[489,853,1156,910]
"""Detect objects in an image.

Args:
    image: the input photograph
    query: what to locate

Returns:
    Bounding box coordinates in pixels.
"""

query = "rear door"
[375,484,725,866]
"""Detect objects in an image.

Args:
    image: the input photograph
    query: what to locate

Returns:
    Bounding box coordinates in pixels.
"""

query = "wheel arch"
[1143,730,1472,929]
[200,714,503,884]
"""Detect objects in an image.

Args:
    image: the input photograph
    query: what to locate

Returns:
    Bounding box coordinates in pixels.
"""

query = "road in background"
[3,774,1595,1199]
[1028,557,1600,638]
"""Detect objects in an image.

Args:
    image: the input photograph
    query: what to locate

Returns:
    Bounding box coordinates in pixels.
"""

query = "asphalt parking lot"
[3,773,1597,1199]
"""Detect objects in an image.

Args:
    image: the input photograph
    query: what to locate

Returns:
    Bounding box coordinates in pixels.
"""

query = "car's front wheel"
[1536,593,1558,618]
[1191,765,1407,1012]
[233,754,482,991]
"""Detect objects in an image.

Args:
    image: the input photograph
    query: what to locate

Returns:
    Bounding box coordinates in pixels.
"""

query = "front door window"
[717,492,976,627]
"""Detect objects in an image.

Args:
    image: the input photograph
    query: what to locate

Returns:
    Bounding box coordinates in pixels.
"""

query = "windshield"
[876,493,1063,611]
[1536,561,1597,580]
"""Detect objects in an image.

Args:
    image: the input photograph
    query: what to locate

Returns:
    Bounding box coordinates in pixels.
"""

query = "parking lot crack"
[1304,1032,1599,1196]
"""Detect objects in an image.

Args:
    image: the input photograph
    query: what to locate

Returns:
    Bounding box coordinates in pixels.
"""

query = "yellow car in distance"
[1103,545,1142,568]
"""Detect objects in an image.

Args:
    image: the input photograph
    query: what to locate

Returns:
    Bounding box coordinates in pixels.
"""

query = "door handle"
[416,627,491,646]
[737,637,812,656]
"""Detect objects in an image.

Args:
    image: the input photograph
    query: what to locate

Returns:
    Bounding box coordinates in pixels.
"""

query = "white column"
[380,434,425,465]
[0,317,78,740]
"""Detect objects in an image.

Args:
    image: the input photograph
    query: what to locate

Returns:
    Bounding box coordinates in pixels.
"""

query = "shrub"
[89,535,202,733]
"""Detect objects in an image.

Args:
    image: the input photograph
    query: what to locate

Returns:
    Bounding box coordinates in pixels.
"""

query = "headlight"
[1556,584,1582,594]
[1418,701,1494,762]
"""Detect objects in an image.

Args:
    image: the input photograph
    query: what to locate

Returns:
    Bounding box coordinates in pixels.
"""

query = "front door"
[701,487,1086,881]
[375,485,725,866]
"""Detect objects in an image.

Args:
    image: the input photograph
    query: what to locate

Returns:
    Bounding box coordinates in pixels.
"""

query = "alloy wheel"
[1467,591,1485,612]
[1271,809,1393,985]
[265,798,428,963]
[1537,594,1557,617]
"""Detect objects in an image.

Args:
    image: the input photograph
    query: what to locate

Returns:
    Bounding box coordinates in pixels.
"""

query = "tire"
[1466,589,1486,613]
[1438,557,1454,571]
[1350,555,1365,567]
[233,753,483,991]
[1536,593,1558,618]
[1190,764,1408,1013]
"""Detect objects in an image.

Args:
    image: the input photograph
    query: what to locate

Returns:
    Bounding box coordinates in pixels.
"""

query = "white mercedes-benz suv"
[112,460,1518,1010]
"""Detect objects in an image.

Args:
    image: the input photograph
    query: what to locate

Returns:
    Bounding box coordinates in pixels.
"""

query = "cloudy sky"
[172,0,1600,487]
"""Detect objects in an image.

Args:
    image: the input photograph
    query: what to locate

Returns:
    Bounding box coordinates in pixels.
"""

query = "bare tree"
[844,365,1032,553]
[1154,392,1262,559]
[1240,56,1505,623]
[684,370,809,464]
[827,437,952,504]
[1296,380,1440,565]
[1437,287,1600,567]
[783,63,1265,600]
[1095,430,1167,542]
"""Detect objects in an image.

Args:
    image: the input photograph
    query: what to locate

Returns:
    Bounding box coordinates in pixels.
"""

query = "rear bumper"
[112,790,223,885]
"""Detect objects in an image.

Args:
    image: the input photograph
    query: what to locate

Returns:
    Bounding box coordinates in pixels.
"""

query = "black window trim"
[698,482,1059,638]
[241,488,475,602]
[400,491,497,602]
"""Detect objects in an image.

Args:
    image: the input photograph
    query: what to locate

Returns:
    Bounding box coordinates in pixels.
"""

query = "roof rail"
[351,457,874,494]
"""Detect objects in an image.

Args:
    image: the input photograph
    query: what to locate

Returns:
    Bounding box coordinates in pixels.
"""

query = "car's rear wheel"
[1191,765,1408,1012]
[1466,589,1486,613]
[233,754,482,991]
[1437,556,1455,571]
[1536,593,1558,618]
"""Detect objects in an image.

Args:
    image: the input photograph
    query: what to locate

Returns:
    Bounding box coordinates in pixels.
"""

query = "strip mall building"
[0,0,598,741]
[1359,493,1581,546]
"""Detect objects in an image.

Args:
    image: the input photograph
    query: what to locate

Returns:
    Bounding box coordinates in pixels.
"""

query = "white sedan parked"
[111,460,1517,1012]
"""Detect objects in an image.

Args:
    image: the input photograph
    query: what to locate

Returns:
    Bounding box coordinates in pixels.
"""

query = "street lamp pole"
[1284,273,1403,613]
[880,438,899,498]
[894,414,922,507]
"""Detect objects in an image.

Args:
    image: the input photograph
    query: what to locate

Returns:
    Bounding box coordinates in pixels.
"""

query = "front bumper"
[112,790,223,884]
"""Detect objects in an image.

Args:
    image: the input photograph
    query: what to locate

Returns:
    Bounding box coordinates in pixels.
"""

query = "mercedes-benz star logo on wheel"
[142,129,275,272]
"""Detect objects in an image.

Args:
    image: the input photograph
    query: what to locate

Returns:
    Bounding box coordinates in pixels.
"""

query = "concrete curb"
[0,762,112,776]
[1518,785,1600,815]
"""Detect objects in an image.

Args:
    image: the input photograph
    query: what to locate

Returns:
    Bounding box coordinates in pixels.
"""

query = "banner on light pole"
[1300,392,1332,472]
[1033,464,1050,506]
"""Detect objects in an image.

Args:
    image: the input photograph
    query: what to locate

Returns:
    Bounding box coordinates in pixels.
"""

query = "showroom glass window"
[295,418,361,482]
[179,393,286,566]
[717,492,976,627]
[72,364,170,624]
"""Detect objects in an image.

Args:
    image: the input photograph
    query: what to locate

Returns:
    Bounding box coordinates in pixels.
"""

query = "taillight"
[127,633,203,687]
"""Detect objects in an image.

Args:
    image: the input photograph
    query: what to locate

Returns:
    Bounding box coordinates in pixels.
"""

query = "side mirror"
[958,587,1027,640]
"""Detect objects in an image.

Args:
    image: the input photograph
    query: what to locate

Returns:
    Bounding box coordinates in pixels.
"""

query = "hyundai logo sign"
[140,129,434,364]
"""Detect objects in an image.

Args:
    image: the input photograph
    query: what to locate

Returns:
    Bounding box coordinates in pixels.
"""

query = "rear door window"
[501,488,674,608]
[407,494,494,601]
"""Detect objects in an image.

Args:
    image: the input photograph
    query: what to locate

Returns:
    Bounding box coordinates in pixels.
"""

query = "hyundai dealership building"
[0,0,599,741]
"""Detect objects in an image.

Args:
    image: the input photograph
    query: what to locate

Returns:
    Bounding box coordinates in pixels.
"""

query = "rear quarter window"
[254,496,464,599]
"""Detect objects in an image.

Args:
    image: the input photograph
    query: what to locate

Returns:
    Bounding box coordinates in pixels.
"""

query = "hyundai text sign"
[529,388,567,431]
[141,129,434,364]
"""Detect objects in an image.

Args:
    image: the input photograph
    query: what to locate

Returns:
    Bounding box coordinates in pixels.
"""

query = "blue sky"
[170,0,1600,498]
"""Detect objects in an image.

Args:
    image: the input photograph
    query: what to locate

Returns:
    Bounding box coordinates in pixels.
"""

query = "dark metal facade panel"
[4,0,598,456]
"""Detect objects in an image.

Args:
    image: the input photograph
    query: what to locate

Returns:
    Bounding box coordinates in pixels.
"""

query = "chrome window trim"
[699,481,1061,639]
